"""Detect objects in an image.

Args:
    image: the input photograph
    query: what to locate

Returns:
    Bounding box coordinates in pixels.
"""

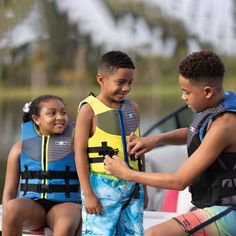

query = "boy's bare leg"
[145,219,187,236]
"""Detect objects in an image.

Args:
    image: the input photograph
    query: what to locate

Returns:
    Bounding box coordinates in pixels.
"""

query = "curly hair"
[98,50,135,75]
[178,51,225,87]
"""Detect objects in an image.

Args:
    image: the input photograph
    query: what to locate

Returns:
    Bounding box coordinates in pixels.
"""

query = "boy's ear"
[96,73,104,85]
[203,86,214,99]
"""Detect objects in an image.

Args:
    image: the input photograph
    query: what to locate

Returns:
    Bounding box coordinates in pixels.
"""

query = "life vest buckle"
[98,142,119,157]
[41,184,48,193]
[41,170,49,179]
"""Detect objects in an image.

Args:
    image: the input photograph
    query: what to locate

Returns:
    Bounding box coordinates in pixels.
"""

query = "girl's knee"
[5,199,21,216]
[53,217,78,235]
[4,199,24,225]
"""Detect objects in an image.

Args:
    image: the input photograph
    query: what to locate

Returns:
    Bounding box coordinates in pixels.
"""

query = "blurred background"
[1,0,236,201]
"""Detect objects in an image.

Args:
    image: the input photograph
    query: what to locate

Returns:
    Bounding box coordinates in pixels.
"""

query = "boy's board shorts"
[173,205,236,235]
[81,173,144,236]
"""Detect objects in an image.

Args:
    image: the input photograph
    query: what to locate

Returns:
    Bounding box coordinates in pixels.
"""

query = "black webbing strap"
[121,183,140,210]
[22,166,29,195]
[64,166,70,198]
[89,157,105,163]
[21,170,78,179]
[188,206,236,235]
[20,183,79,194]
[88,142,119,164]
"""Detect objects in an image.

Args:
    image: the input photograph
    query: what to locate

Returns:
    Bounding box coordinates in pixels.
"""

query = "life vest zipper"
[117,109,130,167]
[41,135,50,198]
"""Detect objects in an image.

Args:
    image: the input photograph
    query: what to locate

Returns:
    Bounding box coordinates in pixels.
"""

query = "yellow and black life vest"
[79,95,141,175]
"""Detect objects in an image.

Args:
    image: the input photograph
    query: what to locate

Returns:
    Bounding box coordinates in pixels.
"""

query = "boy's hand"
[127,135,156,158]
[104,155,130,179]
[128,132,138,143]
[84,193,103,214]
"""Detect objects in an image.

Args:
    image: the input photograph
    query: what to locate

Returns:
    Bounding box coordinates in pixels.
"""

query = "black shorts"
[35,199,59,213]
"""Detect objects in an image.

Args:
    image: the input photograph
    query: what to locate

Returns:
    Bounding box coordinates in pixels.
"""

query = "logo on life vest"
[190,126,195,133]
[128,113,134,118]
[55,141,68,146]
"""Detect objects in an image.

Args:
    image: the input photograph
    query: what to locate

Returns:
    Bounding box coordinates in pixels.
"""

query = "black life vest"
[187,91,236,208]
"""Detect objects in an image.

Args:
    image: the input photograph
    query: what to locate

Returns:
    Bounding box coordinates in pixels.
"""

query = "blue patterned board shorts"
[81,173,144,236]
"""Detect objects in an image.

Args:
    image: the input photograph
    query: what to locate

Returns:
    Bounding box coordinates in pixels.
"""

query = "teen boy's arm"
[104,113,234,191]
[127,128,188,158]
[74,104,103,214]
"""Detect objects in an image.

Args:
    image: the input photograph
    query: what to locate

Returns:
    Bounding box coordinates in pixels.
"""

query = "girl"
[2,95,81,236]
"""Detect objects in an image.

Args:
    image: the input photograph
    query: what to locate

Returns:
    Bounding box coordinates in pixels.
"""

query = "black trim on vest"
[22,165,29,196]
[20,183,79,195]
[89,157,106,163]
[121,183,140,210]
[21,165,79,198]
[88,141,119,160]
[187,98,236,208]
[21,170,78,180]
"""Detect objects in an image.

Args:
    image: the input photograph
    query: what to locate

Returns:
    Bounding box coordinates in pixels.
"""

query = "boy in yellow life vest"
[74,51,148,235]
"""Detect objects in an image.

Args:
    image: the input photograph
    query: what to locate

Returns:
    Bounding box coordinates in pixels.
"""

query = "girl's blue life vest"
[19,120,80,203]
[187,91,236,208]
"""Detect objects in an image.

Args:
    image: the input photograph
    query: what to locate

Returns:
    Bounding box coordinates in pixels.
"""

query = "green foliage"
[0,0,33,38]
[0,0,236,90]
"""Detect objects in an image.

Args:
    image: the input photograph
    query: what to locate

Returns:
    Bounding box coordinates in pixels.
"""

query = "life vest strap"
[121,183,140,210]
[89,157,105,163]
[20,183,79,195]
[21,170,78,180]
[88,141,119,157]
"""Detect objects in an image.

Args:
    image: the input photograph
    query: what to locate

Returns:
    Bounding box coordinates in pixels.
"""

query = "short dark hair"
[98,51,135,75]
[23,95,65,123]
[178,51,225,88]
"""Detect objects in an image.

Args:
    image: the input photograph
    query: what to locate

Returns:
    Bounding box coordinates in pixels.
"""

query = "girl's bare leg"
[3,198,46,236]
[47,202,82,236]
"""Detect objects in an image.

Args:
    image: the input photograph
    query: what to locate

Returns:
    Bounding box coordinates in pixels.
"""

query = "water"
[0,93,183,202]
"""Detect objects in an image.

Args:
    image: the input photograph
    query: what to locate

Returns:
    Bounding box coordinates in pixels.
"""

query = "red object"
[22,228,45,235]
[161,190,179,212]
